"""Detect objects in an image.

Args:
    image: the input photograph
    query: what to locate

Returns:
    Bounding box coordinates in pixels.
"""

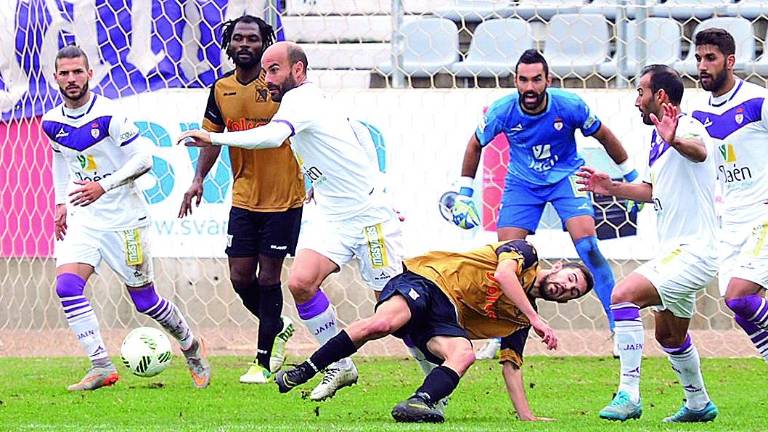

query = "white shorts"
[55,224,153,287]
[634,241,718,319]
[297,206,404,291]
[719,220,768,296]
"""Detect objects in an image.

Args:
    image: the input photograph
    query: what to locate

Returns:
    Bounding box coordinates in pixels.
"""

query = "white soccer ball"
[120,327,173,377]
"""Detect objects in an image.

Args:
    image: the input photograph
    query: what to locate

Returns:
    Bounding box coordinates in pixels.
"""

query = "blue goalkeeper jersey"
[475,88,602,187]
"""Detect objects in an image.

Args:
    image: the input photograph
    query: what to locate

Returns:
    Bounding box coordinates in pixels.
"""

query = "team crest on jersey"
[735,107,744,124]
[256,88,269,102]
[553,117,563,131]
[90,122,100,138]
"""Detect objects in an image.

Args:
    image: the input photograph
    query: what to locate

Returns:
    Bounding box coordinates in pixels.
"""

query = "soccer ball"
[120,327,173,377]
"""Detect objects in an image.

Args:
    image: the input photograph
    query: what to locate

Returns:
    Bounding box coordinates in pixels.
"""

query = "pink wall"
[481,133,509,232]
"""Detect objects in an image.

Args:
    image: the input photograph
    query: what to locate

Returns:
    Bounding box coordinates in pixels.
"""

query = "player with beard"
[578,65,719,423]
[178,42,405,401]
[43,46,210,390]
[274,239,592,423]
[455,50,634,363]
[178,16,304,384]
[689,28,768,364]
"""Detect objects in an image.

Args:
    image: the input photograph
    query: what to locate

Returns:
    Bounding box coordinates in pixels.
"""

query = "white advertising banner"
[122,87,713,259]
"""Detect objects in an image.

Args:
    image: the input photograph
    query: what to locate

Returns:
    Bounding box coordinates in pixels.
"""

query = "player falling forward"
[578,65,718,422]
[178,41,404,401]
[454,50,637,357]
[178,15,303,384]
[275,240,592,423]
[43,46,210,391]
[691,28,768,363]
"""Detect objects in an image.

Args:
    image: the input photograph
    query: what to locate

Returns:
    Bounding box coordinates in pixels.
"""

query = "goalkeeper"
[275,239,593,423]
[453,50,635,357]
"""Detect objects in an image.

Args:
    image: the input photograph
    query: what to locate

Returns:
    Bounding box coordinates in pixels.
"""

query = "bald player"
[274,239,593,423]
[178,42,405,401]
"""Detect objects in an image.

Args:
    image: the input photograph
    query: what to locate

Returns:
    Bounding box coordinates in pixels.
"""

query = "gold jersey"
[203,70,304,212]
[404,239,539,340]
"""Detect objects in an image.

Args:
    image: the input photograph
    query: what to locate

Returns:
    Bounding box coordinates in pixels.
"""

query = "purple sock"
[661,334,693,356]
[128,284,194,349]
[726,294,768,330]
[734,315,768,360]
[296,290,331,320]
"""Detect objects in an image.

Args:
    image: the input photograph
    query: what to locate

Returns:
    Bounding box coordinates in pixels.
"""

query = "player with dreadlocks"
[178,15,304,384]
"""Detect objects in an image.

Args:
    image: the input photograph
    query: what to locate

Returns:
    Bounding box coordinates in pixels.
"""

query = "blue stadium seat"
[377,18,459,77]
[599,18,681,77]
[507,0,583,21]
[676,17,754,75]
[651,0,732,20]
[544,14,611,78]
[433,0,513,23]
[451,19,534,78]
[580,0,658,20]
[724,0,768,20]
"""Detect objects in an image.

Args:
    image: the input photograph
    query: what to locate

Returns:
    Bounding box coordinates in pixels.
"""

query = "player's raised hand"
[177,130,212,147]
[69,180,106,206]
[54,204,67,241]
[650,102,679,144]
[530,316,558,350]
[178,180,203,218]
[575,166,613,196]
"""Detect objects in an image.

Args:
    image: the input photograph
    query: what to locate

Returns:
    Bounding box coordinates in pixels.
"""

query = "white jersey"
[42,93,150,230]
[272,83,385,220]
[643,114,718,250]
[691,79,768,227]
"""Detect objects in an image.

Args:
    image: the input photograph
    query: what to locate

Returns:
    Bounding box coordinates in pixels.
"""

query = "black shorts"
[376,271,469,364]
[225,206,302,258]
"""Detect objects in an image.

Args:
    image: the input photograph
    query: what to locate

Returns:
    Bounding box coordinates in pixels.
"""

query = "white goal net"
[0,0,760,359]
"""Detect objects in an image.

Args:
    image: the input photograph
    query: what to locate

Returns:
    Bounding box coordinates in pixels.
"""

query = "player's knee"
[655,329,685,348]
[256,271,281,287]
[55,273,86,299]
[453,345,476,372]
[287,273,319,302]
[610,284,634,304]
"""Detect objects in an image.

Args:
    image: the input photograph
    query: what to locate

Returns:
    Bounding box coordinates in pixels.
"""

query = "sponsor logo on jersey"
[482,271,502,319]
[121,228,144,266]
[553,117,563,131]
[532,144,551,160]
[584,112,597,129]
[223,91,237,96]
[364,224,389,269]
[718,143,752,184]
[55,128,69,139]
[77,154,98,172]
[719,143,737,163]
[510,123,524,133]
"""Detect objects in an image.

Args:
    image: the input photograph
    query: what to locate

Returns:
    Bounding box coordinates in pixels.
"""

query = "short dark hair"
[287,44,309,72]
[55,45,89,70]
[515,49,549,77]
[694,28,735,57]
[562,262,594,294]
[640,64,684,105]
[220,15,275,58]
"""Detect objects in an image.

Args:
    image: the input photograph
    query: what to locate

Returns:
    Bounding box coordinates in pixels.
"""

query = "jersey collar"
[709,79,743,107]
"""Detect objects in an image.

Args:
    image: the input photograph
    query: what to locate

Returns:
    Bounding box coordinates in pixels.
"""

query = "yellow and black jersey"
[403,239,539,340]
[203,70,304,212]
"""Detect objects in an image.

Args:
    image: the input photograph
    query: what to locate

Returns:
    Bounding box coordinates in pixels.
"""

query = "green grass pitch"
[0,356,765,431]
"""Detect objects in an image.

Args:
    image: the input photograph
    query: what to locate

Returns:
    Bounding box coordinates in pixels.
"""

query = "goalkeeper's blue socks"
[574,235,616,330]
[413,365,460,405]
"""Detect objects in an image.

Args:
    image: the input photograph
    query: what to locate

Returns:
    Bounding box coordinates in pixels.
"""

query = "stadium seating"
[651,0,732,20]
[281,15,400,43]
[451,19,534,78]
[599,18,682,77]
[544,14,610,77]
[433,0,513,22]
[301,43,390,70]
[676,17,755,75]
[508,0,583,21]
[580,0,657,20]
[377,18,459,77]
[747,28,768,75]
[724,0,768,19]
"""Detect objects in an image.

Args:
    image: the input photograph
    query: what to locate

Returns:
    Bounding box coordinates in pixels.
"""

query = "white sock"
[408,346,437,376]
[145,297,195,350]
[665,339,710,410]
[300,301,351,369]
[65,296,110,368]
[613,303,644,402]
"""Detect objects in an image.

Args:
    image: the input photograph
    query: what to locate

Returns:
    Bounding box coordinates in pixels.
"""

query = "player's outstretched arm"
[460,134,483,179]
[592,125,637,181]
[502,362,554,421]
[494,260,557,350]
[650,103,707,163]
[576,166,653,203]
[178,121,291,150]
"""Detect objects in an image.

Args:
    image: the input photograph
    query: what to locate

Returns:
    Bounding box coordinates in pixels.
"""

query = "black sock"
[414,366,460,405]
[232,279,261,318]
[256,283,283,369]
[306,330,358,372]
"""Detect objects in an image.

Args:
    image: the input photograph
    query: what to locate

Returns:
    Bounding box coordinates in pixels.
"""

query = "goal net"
[0,0,759,359]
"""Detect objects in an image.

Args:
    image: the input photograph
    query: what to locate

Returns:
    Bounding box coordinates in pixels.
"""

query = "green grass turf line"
[0,356,765,431]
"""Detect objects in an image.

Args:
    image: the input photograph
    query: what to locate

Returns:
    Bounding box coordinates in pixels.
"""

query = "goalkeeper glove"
[618,160,639,182]
[450,177,481,230]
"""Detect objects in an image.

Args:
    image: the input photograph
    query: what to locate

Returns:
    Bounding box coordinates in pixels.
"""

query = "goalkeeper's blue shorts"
[377,271,469,364]
[498,174,594,234]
